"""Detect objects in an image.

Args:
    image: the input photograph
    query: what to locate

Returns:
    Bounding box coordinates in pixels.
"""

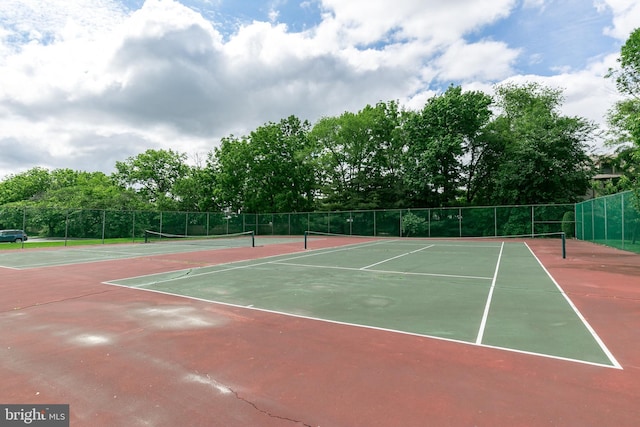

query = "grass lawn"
[0,237,144,250]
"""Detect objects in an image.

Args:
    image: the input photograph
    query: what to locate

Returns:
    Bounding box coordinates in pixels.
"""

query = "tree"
[475,83,595,205]
[404,86,493,207]
[311,101,408,210]
[0,167,52,205]
[607,27,640,195]
[113,149,189,210]
[173,163,218,212]
[211,135,252,213]
[0,168,145,237]
[211,116,317,213]
[43,170,144,210]
[364,101,410,208]
[608,27,640,99]
[247,116,317,212]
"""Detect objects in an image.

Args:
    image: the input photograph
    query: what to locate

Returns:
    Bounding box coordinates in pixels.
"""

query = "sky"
[0,0,638,179]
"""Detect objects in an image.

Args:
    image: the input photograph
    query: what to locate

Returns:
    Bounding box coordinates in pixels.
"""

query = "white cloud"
[602,0,640,39]
[0,0,636,177]
[522,0,547,9]
[496,52,623,151]
[435,40,521,82]
[0,0,126,46]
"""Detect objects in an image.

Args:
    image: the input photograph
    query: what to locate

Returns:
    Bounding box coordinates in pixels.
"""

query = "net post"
[251,230,255,247]
[144,230,149,244]
[562,232,566,259]
[304,231,308,249]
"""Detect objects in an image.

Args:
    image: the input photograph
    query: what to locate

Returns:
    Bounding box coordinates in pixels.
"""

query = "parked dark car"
[0,230,28,243]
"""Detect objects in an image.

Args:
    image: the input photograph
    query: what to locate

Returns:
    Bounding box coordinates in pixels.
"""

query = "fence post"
[531,206,535,237]
[21,207,26,249]
[102,210,106,244]
[65,209,69,246]
[591,202,595,241]
[374,211,377,237]
[604,197,608,244]
[581,203,584,241]
[573,203,578,239]
[621,193,625,250]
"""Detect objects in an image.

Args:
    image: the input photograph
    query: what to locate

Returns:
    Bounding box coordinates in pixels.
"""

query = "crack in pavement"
[3,289,114,313]
[230,388,313,427]
[196,373,313,426]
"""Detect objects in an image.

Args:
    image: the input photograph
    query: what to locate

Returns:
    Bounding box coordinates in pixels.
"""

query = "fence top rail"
[271,204,576,216]
[2,203,578,217]
[576,190,634,205]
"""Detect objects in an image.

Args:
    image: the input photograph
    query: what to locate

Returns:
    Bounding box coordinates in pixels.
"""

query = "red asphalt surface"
[0,238,639,426]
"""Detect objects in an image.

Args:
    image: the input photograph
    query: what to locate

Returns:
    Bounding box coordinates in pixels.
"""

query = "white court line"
[475,241,505,344]
[524,242,622,369]
[0,242,244,269]
[1,255,131,270]
[359,245,435,270]
[273,261,492,281]
[70,248,151,257]
[426,243,503,249]
[102,281,622,369]
[104,240,393,287]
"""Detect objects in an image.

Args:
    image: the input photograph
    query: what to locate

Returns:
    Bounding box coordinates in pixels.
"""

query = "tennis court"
[1,233,639,426]
[104,235,618,368]
[0,231,268,269]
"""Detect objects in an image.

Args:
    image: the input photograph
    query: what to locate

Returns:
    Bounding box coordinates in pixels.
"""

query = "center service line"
[360,245,435,270]
[475,241,505,345]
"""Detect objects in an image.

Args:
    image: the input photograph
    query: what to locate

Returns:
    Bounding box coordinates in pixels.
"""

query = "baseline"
[103,280,622,370]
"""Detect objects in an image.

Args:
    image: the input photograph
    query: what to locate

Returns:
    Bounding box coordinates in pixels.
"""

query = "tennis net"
[144,230,255,248]
[303,230,566,258]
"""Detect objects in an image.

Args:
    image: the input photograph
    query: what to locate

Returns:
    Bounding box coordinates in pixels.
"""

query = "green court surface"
[0,235,293,269]
[105,239,619,368]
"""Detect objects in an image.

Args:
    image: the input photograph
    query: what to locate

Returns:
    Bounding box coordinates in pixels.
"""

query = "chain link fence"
[575,191,640,254]
[0,203,574,243]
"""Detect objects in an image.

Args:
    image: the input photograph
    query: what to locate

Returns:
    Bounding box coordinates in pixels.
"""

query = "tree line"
[1,28,639,215]
[0,82,601,214]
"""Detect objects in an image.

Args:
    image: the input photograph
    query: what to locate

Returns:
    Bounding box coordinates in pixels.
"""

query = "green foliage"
[311,101,408,210]
[562,210,575,238]
[607,27,640,195]
[0,168,147,237]
[608,27,640,98]
[475,83,595,205]
[401,211,427,237]
[173,163,218,212]
[0,167,52,205]
[114,149,188,210]
[211,116,317,213]
[404,86,493,207]
[1,84,599,216]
